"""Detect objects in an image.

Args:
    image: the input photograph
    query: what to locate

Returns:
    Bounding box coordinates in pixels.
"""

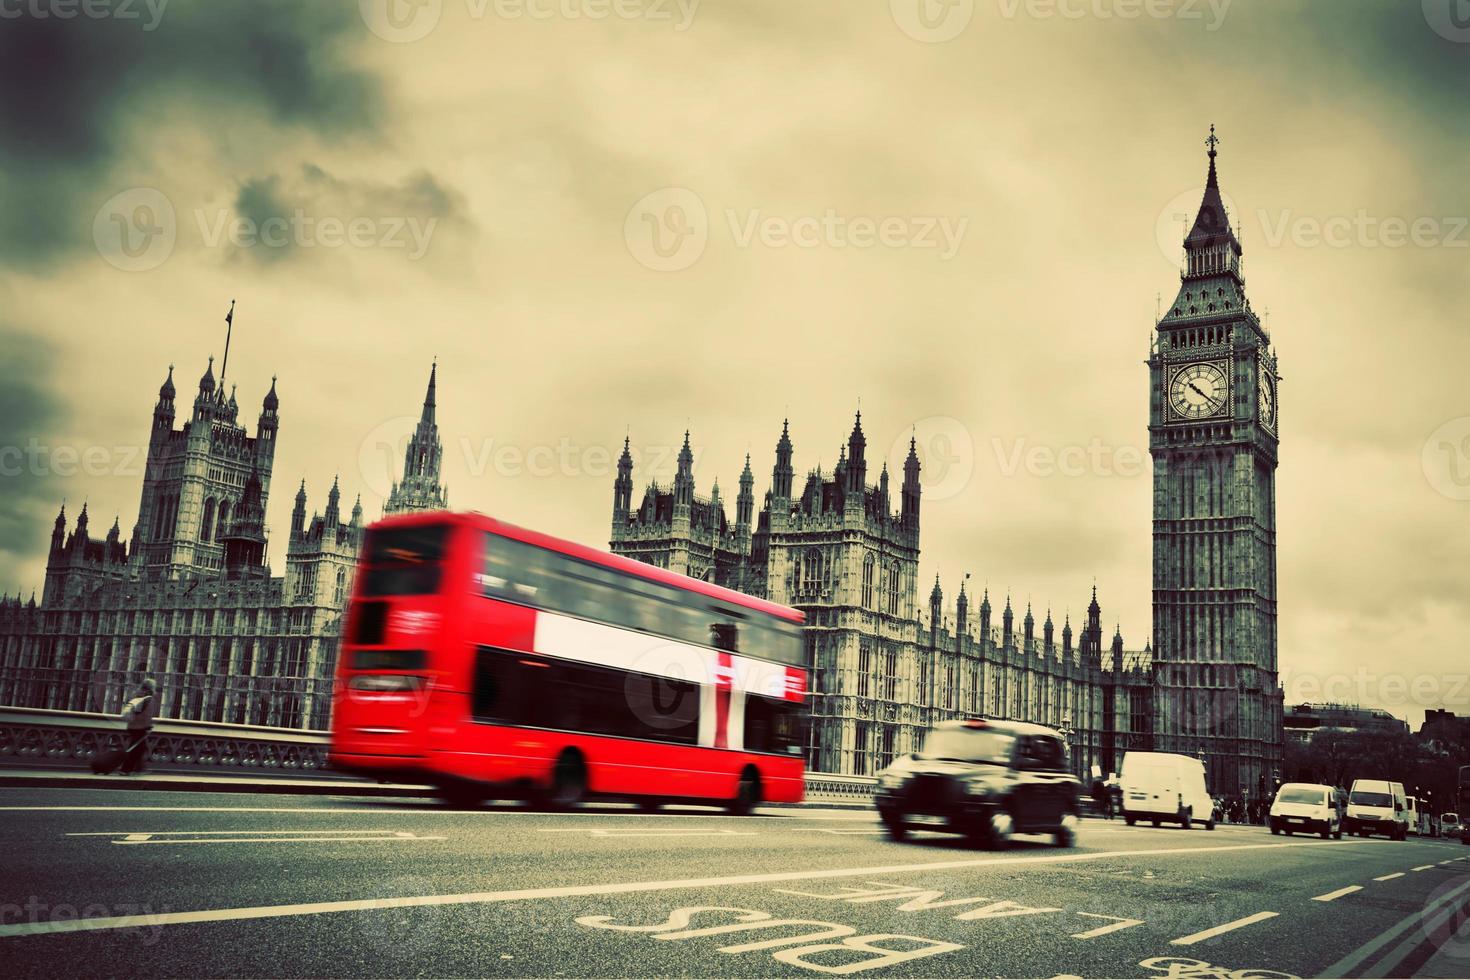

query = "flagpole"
[220,299,235,385]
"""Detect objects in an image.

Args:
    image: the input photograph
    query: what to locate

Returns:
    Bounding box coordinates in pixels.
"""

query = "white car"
[1119,751,1215,830]
[1270,782,1342,839]
[1443,813,1462,838]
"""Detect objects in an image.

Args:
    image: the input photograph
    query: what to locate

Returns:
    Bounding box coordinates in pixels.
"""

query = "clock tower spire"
[1148,127,1281,799]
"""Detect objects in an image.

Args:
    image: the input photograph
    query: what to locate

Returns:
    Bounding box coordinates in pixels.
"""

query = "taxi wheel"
[983,809,1014,850]
[882,815,909,841]
[1124,815,1136,826]
[1054,811,1079,848]
[1271,825,1280,835]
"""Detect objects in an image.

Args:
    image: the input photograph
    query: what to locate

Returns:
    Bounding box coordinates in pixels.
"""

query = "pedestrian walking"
[1092,778,1113,820]
[119,678,158,774]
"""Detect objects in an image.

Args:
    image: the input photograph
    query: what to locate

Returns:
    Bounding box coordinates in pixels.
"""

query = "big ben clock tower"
[1149,128,1282,798]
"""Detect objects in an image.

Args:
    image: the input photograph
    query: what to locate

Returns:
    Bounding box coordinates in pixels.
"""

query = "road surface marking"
[63,834,414,840]
[1071,912,1146,939]
[1318,873,1470,978]
[1373,873,1404,881]
[537,828,758,838]
[1312,886,1362,902]
[113,834,445,845]
[0,805,873,821]
[816,829,886,835]
[1411,864,1434,871]
[0,838,1357,939]
[1169,911,1279,946]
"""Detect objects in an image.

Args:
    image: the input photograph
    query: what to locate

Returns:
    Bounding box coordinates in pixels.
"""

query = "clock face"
[1169,362,1228,420]
[1258,370,1275,429]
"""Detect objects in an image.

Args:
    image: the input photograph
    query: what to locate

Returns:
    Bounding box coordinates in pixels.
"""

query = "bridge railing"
[0,706,876,803]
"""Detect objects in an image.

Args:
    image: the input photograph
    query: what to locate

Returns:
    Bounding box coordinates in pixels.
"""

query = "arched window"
[200,498,216,541]
[216,500,231,540]
[334,567,347,605]
[861,555,875,608]
[887,562,901,616]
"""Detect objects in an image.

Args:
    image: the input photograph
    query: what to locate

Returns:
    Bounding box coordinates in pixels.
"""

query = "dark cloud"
[0,1,382,265]
[0,326,66,594]
[229,164,470,264]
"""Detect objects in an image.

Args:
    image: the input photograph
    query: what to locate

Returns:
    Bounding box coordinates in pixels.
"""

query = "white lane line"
[0,805,874,821]
[1411,864,1435,871]
[1312,885,1362,902]
[114,835,445,845]
[62,834,408,840]
[0,838,1359,939]
[536,829,758,838]
[1070,912,1145,939]
[1374,872,1405,881]
[1169,911,1279,946]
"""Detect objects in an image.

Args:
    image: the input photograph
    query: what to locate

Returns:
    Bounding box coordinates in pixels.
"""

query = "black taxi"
[874,718,1081,848]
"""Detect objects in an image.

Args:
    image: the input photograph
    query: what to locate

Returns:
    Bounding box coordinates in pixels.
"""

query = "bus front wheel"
[729,768,761,816]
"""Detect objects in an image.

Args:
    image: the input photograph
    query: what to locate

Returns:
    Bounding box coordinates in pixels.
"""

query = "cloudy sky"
[1,0,1466,727]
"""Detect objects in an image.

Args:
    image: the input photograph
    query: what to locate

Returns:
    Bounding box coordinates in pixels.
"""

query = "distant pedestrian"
[1092,778,1113,820]
[119,678,158,774]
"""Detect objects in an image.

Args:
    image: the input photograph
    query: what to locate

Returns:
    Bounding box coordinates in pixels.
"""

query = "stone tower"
[130,354,278,580]
[384,362,448,516]
[1148,129,1282,796]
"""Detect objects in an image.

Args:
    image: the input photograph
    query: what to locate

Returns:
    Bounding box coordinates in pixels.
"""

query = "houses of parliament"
[0,355,448,731]
[0,134,1282,792]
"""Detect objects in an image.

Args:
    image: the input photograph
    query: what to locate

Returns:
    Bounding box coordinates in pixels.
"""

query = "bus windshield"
[358,523,452,596]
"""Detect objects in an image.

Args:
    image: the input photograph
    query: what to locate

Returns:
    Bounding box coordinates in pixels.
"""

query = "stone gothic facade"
[610,414,1155,778]
[0,348,447,730]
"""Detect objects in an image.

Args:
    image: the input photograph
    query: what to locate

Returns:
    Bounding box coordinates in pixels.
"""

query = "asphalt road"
[2,787,1467,978]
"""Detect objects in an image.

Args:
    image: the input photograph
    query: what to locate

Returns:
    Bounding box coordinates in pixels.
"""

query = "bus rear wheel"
[546,751,586,810]
[728,768,761,816]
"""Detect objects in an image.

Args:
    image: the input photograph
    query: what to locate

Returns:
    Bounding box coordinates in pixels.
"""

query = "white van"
[1345,779,1408,840]
[1270,782,1341,839]
[1119,751,1215,830]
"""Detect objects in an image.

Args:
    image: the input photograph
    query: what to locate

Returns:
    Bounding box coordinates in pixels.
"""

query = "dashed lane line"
[1411,864,1435,871]
[1169,911,1279,946]
[1373,873,1405,881]
[0,838,1359,939]
[1313,886,1363,902]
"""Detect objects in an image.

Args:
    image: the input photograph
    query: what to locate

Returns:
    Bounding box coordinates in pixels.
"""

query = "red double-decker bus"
[329,511,809,811]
